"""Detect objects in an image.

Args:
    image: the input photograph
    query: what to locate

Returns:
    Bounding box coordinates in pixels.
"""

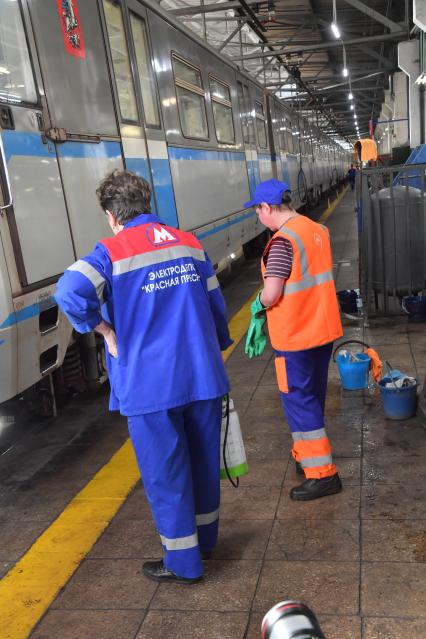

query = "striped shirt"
[263,237,293,279]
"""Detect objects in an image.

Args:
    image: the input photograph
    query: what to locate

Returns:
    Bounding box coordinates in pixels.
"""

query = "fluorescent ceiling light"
[331,22,340,38]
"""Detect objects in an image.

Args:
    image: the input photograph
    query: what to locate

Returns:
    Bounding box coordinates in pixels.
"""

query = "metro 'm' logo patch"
[146,224,179,246]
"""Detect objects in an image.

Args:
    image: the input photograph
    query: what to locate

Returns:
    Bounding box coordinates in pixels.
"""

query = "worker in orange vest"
[244,179,343,500]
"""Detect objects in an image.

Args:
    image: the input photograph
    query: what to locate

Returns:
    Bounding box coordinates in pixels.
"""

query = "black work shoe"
[295,461,304,476]
[142,560,202,584]
[290,474,342,501]
[201,551,212,560]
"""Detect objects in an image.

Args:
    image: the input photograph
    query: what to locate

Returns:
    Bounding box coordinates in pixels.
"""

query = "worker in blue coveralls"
[55,170,232,585]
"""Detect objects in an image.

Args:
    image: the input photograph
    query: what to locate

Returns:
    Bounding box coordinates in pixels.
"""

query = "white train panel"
[169,149,250,230]
[56,142,123,258]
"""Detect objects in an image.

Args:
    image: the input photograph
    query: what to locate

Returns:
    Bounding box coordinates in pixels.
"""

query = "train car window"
[243,85,255,144]
[172,55,208,140]
[129,13,160,127]
[103,0,138,122]
[0,0,37,104]
[255,100,267,148]
[236,81,249,143]
[209,76,234,144]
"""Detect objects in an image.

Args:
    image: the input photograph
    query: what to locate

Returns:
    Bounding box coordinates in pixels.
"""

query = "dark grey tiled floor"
[26,191,426,637]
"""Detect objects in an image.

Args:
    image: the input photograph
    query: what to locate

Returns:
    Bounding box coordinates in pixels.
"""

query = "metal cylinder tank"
[369,185,426,295]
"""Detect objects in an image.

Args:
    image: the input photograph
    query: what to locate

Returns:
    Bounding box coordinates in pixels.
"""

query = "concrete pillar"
[398,40,422,149]
[393,71,409,147]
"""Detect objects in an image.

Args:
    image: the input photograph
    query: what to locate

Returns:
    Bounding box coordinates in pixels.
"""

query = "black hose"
[222,394,239,488]
[297,168,308,204]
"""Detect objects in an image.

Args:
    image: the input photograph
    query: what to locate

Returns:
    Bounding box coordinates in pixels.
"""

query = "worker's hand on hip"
[105,328,118,358]
[94,319,118,358]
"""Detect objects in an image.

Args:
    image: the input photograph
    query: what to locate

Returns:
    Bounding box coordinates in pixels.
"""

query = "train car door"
[279,111,292,187]
[236,77,258,197]
[0,0,75,286]
[268,97,281,180]
[27,0,123,259]
[0,142,18,401]
[254,92,273,182]
[101,0,178,227]
[127,0,178,226]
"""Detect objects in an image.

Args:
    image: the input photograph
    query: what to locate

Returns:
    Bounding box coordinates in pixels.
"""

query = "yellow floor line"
[317,185,349,224]
[0,291,258,639]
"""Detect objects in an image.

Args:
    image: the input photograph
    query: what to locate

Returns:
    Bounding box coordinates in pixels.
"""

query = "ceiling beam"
[341,0,402,33]
[277,70,391,98]
[230,30,407,61]
[180,15,250,22]
[353,44,395,68]
[168,0,267,16]
[308,70,391,93]
[267,78,386,89]
[217,23,245,51]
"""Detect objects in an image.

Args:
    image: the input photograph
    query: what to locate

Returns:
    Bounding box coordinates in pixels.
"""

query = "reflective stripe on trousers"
[276,342,337,479]
[127,398,222,579]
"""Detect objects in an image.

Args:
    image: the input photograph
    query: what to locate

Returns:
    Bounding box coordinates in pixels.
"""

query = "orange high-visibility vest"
[261,215,343,351]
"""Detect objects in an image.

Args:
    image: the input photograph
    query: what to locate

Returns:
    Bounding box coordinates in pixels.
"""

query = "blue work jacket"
[55,213,232,415]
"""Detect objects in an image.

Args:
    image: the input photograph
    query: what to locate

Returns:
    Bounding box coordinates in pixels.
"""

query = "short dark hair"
[282,190,292,206]
[96,170,151,224]
[270,191,292,211]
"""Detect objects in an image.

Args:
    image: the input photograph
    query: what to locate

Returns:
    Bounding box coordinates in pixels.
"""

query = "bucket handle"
[332,339,371,362]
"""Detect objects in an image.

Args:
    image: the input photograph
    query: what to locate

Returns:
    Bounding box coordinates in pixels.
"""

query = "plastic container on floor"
[336,352,371,390]
[378,377,419,420]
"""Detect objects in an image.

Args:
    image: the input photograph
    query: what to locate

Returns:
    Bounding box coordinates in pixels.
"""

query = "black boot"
[142,560,202,584]
[290,474,342,501]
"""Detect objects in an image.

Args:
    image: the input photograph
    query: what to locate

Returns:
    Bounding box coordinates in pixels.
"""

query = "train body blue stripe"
[2,131,54,163]
[124,157,157,214]
[56,141,121,159]
[150,158,178,228]
[0,302,41,329]
[197,210,256,240]
[246,158,261,196]
[125,157,151,181]
[168,147,245,162]
[2,131,121,161]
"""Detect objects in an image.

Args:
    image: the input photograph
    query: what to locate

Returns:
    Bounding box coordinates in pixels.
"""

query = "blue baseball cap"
[244,179,291,208]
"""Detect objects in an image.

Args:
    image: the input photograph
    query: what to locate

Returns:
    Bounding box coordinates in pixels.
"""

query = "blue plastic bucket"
[378,377,418,420]
[336,352,371,390]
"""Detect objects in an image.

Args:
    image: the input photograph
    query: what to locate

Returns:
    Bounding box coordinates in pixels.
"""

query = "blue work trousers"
[276,342,336,478]
[127,397,222,579]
